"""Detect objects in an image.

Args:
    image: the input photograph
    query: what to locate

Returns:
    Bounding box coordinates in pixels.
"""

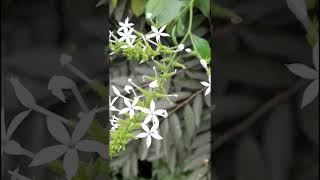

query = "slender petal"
[146,135,152,148]
[201,81,210,87]
[119,107,131,115]
[63,149,79,180]
[6,109,31,139]
[205,87,211,96]
[150,100,155,112]
[129,109,135,119]
[75,140,107,159]
[154,109,168,118]
[29,145,68,166]
[136,133,149,138]
[150,132,163,140]
[286,64,318,79]
[71,110,96,143]
[46,116,71,145]
[142,115,152,125]
[123,98,132,107]
[302,79,319,108]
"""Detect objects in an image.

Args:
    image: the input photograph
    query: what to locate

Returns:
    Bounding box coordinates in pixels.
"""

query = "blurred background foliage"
[212,0,318,180]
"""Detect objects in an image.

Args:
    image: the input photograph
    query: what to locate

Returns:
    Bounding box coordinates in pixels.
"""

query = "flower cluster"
[109,74,176,157]
[108,17,211,157]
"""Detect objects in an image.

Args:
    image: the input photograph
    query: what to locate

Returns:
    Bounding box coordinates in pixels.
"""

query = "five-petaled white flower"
[118,28,137,45]
[118,17,134,32]
[146,25,170,43]
[136,124,163,148]
[201,76,211,96]
[119,97,141,119]
[138,99,168,129]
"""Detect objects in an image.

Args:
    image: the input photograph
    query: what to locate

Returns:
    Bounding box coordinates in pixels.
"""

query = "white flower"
[146,25,170,43]
[149,80,159,89]
[177,44,185,51]
[138,99,168,129]
[118,17,134,32]
[119,97,141,119]
[200,59,209,72]
[109,96,119,112]
[110,115,119,131]
[146,13,153,19]
[201,76,211,96]
[136,124,163,148]
[118,28,137,45]
[185,48,192,53]
[112,86,130,100]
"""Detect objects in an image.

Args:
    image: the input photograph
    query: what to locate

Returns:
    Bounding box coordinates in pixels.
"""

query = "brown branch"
[169,87,206,116]
[212,80,306,152]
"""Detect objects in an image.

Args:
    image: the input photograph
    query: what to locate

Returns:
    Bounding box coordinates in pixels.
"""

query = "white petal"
[146,33,157,40]
[111,96,119,105]
[119,108,131,115]
[154,109,168,118]
[151,26,158,33]
[137,107,150,114]
[160,33,170,37]
[112,86,121,96]
[123,98,132,107]
[150,100,155,112]
[156,35,161,43]
[301,79,319,108]
[159,25,167,33]
[149,80,159,88]
[142,115,152,125]
[200,59,208,70]
[286,64,318,79]
[146,135,152,148]
[124,85,133,94]
[141,123,150,132]
[129,109,135,119]
[132,97,139,106]
[201,81,210,87]
[136,133,148,138]
[152,116,160,130]
[205,87,211,96]
[150,132,163,140]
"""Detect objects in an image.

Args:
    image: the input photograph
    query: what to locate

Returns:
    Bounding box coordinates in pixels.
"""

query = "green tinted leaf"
[171,26,179,46]
[184,105,195,137]
[195,0,210,17]
[191,34,211,60]
[177,18,186,37]
[169,113,182,144]
[167,147,177,173]
[146,0,166,19]
[156,0,186,27]
[131,0,146,17]
[193,94,203,126]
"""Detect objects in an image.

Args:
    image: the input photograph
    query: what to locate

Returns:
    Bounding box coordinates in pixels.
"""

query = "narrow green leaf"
[169,113,182,144]
[193,94,203,126]
[184,104,195,137]
[167,146,177,173]
[177,18,186,37]
[171,26,179,46]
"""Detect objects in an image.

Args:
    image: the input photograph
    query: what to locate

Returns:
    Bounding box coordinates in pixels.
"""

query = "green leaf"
[191,34,211,60]
[184,105,195,137]
[169,113,182,144]
[193,94,203,126]
[167,146,177,173]
[177,18,186,37]
[131,153,138,176]
[145,0,166,19]
[171,26,179,46]
[236,135,268,180]
[195,0,210,17]
[153,0,186,27]
[131,0,146,17]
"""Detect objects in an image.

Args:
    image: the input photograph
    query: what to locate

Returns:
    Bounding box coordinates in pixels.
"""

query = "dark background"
[213,0,318,180]
[1,0,107,179]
